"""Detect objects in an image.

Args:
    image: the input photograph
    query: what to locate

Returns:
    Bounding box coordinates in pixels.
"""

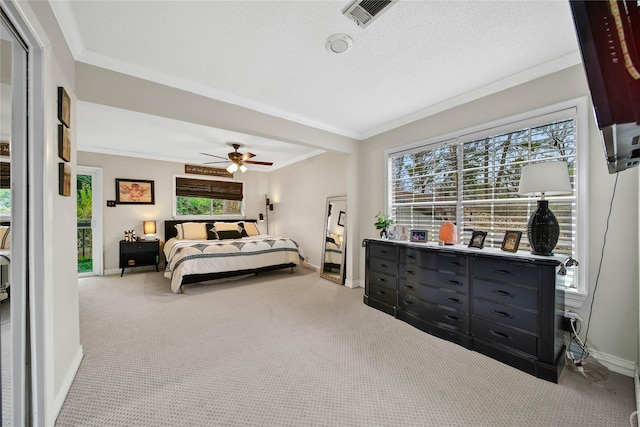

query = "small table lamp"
[518,161,572,256]
[143,220,157,240]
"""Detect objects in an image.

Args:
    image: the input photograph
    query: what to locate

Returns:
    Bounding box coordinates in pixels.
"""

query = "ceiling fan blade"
[240,152,256,161]
[244,160,273,166]
[200,152,228,160]
[203,160,228,165]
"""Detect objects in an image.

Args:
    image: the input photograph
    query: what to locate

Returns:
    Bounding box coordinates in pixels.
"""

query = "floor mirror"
[320,196,346,285]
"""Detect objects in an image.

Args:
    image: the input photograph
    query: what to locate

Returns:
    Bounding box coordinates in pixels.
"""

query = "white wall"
[77,151,270,271]
[267,151,348,269]
[358,64,639,370]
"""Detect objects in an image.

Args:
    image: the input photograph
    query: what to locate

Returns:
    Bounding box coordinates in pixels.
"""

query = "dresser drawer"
[121,242,156,254]
[435,289,468,311]
[368,271,395,290]
[368,282,396,307]
[435,252,468,275]
[369,243,397,261]
[473,318,537,356]
[398,279,437,302]
[474,299,537,334]
[370,256,397,275]
[401,247,436,269]
[433,306,468,332]
[398,294,434,319]
[474,279,538,310]
[474,258,539,287]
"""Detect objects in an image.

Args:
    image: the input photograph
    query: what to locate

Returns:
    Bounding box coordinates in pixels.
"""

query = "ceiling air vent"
[342,0,397,29]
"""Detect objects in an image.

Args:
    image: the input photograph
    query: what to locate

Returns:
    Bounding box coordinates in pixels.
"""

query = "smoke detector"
[326,34,353,54]
[343,0,397,29]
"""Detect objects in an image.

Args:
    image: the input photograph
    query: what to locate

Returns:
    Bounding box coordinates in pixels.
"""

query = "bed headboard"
[164,219,258,241]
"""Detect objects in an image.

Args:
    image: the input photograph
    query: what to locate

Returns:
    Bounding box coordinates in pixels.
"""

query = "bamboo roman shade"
[175,177,243,201]
[0,163,9,189]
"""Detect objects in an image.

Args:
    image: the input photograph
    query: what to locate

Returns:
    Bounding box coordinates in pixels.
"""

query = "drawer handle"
[379,263,388,268]
[376,290,386,296]
[445,314,460,322]
[492,310,513,319]
[403,284,415,290]
[380,250,388,254]
[447,297,462,304]
[402,299,414,306]
[406,254,416,260]
[448,261,462,267]
[404,269,415,276]
[377,277,387,283]
[492,289,513,297]
[489,329,512,340]
[493,269,513,275]
[444,280,462,287]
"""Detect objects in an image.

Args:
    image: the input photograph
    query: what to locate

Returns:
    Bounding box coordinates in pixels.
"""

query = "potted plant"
[374,213,395,239]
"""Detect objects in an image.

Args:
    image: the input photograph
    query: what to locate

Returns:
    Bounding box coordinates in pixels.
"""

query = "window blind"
[389,116,576,257]
[175,177,243,201]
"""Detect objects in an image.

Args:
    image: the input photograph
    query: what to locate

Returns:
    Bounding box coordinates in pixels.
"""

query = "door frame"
[77,166,103,276]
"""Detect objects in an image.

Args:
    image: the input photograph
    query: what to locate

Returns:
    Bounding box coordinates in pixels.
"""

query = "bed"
[163,219,304,293]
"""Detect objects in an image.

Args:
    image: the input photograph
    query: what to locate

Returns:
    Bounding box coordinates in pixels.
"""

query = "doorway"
[77,166,103,276]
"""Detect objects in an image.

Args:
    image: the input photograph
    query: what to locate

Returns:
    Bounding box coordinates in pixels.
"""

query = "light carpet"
[55,269,636,426]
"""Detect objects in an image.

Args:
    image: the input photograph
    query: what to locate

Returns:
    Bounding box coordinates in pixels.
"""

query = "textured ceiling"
[50,0,582,168]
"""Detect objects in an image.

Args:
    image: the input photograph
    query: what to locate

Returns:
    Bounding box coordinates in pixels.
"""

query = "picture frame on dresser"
[410,229,427,242]
[501,230,522,253]
[468,230,487,249]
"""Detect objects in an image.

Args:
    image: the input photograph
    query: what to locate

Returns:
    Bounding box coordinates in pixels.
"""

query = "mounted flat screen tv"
[570,0,640,173]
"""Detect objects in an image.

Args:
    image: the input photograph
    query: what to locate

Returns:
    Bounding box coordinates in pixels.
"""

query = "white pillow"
[214,222,242,232]
[174,222,208,240]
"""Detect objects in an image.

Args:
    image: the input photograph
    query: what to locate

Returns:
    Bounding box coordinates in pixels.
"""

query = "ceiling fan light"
[239,164,248,173]
[227,163,238,173]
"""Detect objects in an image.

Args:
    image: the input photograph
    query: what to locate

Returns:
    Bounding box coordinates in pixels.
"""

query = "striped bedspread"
[164,235,304,293]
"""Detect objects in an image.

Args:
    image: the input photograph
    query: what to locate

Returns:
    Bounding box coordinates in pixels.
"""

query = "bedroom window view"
[175,177,243,217]
[77,174,93,273]
[389,111,578,287]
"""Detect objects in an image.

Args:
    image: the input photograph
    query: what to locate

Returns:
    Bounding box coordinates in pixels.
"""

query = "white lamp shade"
[226,163,238,173]
[239,164,248,173]
[518,161,572,196]
[144,220,156,235]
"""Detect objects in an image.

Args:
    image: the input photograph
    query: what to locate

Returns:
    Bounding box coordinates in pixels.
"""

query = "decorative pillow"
[175,222,208,240]
[214,222,242,232]
[0,226,11,249]
[216,230,243,240]
[207,228,220,240]
[242,222,260,236]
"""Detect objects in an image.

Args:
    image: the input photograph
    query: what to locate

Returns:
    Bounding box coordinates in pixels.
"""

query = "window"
[173,176,243,217]
[387,101,588,301]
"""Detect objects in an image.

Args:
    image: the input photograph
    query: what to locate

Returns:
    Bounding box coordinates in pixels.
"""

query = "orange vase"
[439,221,457,245]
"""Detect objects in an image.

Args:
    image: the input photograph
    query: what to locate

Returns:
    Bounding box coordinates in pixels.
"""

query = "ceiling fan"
[201,143,274,173]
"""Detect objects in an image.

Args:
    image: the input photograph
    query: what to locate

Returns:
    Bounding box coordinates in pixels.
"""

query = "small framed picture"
[116,178,155,204]
[468,230,487,249]
[501,230,522,253]
[58,163,71,197]
[58,124,71,162]
[57,86,71,128]
[338,210,346,227]
[410,229,427,242]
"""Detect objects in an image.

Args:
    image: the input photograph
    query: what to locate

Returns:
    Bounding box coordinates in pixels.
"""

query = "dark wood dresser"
[364,239,565,382]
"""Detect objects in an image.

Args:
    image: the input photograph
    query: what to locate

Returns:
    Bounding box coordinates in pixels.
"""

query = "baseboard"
[345,278,364,289]
[49,346,83,427]
[302,262,319,271]
[588,348,636,377]
[635,366,640,415]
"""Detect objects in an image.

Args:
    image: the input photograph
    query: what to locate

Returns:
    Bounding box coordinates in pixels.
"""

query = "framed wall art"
[58,163,71,197]
[501,230,522,253]
[468,230,487,249]
[338,211,346,227]
[58,124,71,162]
[57,86,71,128]
[116,178,155,204]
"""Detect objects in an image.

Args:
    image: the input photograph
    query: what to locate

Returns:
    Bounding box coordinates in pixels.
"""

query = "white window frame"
[172,173,246,219]
[385,98,589,307]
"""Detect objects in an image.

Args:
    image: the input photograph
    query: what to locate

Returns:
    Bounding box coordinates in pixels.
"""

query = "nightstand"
[119,239,160,276]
